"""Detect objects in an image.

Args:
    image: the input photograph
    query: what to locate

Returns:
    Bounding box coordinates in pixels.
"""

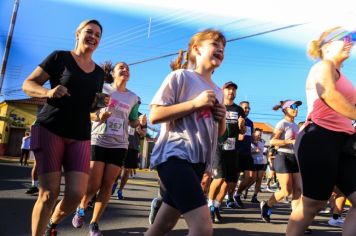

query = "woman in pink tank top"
[287,27,356,235]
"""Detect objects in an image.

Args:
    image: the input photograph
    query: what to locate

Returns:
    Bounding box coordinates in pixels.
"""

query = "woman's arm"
[22,67,70,98]
[315,60,356,120]
[269,129,295,147]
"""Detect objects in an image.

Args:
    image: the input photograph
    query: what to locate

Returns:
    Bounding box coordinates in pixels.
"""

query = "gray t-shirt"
[149,69,223,170]
[275,119,299,154]
[91,83,139,149]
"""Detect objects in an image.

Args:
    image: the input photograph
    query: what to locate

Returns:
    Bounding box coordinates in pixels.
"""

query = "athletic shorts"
[254,164,267,171]
[30,124,90,175]
[295,123,356,201]
[212,149,239,182]
[274,152,299,173]
[91,145,127,167]
[238,154,255,171]
[157,157,206,214]
[124,148,139,169]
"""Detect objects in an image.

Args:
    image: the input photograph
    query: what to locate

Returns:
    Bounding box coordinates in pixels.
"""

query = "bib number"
[106,117,124,136]
[223,137,236,151]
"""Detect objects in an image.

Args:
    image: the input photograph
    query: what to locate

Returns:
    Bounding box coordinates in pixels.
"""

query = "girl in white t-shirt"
[72,61,146,235]
[145,29,227,236]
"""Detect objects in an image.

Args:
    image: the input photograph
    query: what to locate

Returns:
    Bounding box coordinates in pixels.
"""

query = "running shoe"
[243,189,248,200]
[260,201,272,223]
[89,222,103,236]
[328,217,344,227]
[233,194,244,208]
[214,207,223,223]
[25,186,39,194]
[72,208,85,228]
[209,205,215,223]
[111,183,118,195]
[266,186,277,193]
[226,199,238,208]
[117,189,124,200]
[319,207,332,214]
[44,228,57,236]
[149,197,162,224]
[251,196,260,204]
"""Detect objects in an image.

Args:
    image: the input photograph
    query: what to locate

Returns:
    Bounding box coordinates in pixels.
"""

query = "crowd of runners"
[20,19,356,236]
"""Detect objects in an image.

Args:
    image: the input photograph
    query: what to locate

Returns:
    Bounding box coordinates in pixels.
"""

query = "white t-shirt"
[149,69,223,170]
[91,83,139,149]
[275,119,299,154]
[251,140,267,164]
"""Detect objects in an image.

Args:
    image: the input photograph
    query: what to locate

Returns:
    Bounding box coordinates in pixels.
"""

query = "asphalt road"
[0,159,343,236]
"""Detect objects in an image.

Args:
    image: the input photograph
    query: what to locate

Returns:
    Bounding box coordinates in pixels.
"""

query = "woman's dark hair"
[101,61,114,83]
[272,100,286,111]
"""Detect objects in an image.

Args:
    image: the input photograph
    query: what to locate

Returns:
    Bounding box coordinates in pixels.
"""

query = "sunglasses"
[321,30,356,46]
[289,103,299,110]
[341,33,356,44]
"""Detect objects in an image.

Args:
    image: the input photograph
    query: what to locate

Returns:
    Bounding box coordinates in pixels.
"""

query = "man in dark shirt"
[208,81,245,223]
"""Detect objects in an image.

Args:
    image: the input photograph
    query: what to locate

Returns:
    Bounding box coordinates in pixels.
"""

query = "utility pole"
[0,0,20,94]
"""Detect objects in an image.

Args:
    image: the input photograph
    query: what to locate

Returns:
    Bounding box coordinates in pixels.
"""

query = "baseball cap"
[282,100,302,109]
[222,81,238,89]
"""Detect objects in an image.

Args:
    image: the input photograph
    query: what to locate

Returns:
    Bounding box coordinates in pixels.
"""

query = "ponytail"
[101,61,114,83]
[272,101,284,111]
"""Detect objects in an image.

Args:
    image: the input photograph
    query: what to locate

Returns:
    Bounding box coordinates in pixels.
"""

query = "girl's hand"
[98,111,112,123]
[192,90,216,109]
[212,102,226,122]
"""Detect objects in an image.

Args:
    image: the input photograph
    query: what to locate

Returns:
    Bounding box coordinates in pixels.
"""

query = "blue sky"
[1,0,356,129]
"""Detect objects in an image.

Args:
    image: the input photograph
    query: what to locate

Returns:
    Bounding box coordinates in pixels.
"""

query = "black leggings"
[295,123,356,200]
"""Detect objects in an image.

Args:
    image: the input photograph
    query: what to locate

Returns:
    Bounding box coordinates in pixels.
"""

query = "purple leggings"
[31,125,90,175]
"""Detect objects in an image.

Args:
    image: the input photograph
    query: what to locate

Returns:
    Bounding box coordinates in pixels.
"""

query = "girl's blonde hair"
[307,26,342,60]
[170,29,226,71]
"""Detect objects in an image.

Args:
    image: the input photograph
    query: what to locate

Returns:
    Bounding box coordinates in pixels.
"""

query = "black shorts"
[212,149,239,183]
[239,154,255,171]
[91,145,127,167]
[157,157,206,214]
[124,148,139,169]
[21,149,30,156]
[254,164,267,171]
[295,123,356,201]
[274,152,299,173]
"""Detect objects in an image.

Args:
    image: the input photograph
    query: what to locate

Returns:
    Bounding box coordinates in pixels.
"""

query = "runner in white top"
[145,29,227,236]
[72,61,146,236]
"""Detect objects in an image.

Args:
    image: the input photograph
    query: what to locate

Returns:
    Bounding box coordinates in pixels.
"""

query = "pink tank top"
[306,71,356,134]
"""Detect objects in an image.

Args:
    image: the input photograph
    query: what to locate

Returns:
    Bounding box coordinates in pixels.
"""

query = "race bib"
[128,126,135,135]
[246,126,252,136]
[226,111,239,120]
[223,137,236,150]
[106,117,124,136]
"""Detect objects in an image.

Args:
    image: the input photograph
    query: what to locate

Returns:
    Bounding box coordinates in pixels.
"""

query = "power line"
[128,22,306,66]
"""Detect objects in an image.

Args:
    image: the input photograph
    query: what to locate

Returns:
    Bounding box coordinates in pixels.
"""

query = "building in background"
[253,122,274,144]
[0,97,45,156]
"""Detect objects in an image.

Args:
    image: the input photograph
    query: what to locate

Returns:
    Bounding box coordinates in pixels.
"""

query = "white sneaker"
[328,217,344,227]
